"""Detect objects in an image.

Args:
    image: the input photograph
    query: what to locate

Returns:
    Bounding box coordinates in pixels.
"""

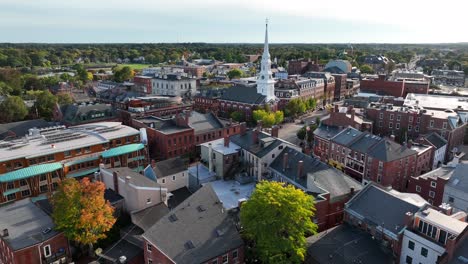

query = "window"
[421,247,428,257]
[20,179,27,186]
[21,189,31,197]
[148,260,153,264]
[147,244,152,252]
[379,121,383,127]
[161,178,166,184]
[443,122,447,129]
[84,146,91,153]
[379,113,383,119]
[272,154,275,159]
[439,230,448,244]
[40,174,47,181]
[396,123,400,129]
[40,185,48,193]
[14,161,23,168]
[430,181,437,188]
[172,175,176,181]
[416,186,421,192]
[389,114,394,120]
[64,151,71,157]
[406,255,412,264]
[389,122,393,129]
[448,196,454,203]
[116,139,122,146]
[222,254,228,264]
[232,249,238,259]
[408,240,415,250]
[76,148,82,154]
[397,115,401,121]
[429,191,435,198]
[415,126,419,132]
[147,198,151,204]
[409,116,413,122]
[43,245,51,257]
[408,125,412,131]
[430,120,434,127]
[417,117,420,123]
[47,155,55,161]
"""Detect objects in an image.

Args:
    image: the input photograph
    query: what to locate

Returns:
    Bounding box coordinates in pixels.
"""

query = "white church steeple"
[256,19,276,102]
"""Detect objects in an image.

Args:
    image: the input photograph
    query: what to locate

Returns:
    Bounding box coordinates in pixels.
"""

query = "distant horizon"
[1,42,468,45]
[1,0,467,43]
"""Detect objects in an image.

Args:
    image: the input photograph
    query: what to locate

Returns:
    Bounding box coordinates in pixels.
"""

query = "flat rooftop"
[0,199,60,250]
[0,122,139,162]
[206,180,255,210]
[417,207,468,235]
[405,93,468,111]
[200,138,240,155]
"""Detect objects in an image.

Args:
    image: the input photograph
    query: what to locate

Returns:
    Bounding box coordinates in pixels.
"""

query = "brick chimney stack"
[404,212,414,228]
[439,203,453,216]
[151,159,156,168]
[224,136,230,147]
[334,104,339,112]
[271,125,279,138]
[390,134,396,142]
[407,139,413,149]
[240,122,246,135]
[113,172,119,194]
[283,153,289,171]
[253,129,259,144]
[297,160,304,179]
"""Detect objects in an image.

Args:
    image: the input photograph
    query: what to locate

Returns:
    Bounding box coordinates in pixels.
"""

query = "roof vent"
[184,240,195,249]
[197,205,206,212]
[169,214,178,222]
[42,227,52,234]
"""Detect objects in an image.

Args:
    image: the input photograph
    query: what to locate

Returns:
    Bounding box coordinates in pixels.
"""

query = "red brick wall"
[361,78,404,97]
[204,246,245,264]
[332,74,347,101]
[407,175,448,206]
[133,76,153,94]
[11,233,69,264]
[144,240,175,264]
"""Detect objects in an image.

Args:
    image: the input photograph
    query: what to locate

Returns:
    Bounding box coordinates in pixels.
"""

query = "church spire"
[257,19,275,102]
[263,19,270,60]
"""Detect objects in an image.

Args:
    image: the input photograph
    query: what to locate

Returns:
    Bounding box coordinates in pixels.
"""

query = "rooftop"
[151,157,188,178]
[346,184,427,236]
[368,138,417,162]
[331,127,363,147]
[313,124,342,140]
[220,85,266,105]
[143,184,243,264]
[131,203,169,231]
[207,180,255,210]
[404,93,468,112]
[0,119,51,140]
[416,207,468,235]
[415,166,455,181]
[0,122,140,162]
[0,199,60,250]
[424,132,448,149]
[446,163,468,192]
[230,130,294,158]
[306,224,393,264]
[200,138,240,155]
[102,167,159,188]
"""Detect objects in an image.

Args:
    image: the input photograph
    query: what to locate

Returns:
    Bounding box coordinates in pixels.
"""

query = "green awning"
[102,144,144,158]
[67,168,99,178]
[0,163,62,183]
[3,188,20,196]
[127,155,145,163]
[132,166,144,172]
[63,156,100,167]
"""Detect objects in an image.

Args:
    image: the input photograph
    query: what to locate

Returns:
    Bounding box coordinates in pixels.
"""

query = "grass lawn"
[118,63,152,70]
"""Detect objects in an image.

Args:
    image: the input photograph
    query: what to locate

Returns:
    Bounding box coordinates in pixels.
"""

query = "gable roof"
[348,134,382,153]
[152,157,188,178]
[62,103,115,124]
[313,124,342,140]
[269,147,362,201]
[424,132,448,149]
[331,127,363,146]
[346,184,426,235]
[0,119,50,140]
[230,130,289,158]
[220,85,266,105]
[142,184,243,264]
[189,111,225,134]
[446,163,468,192]
[367,139,417,162]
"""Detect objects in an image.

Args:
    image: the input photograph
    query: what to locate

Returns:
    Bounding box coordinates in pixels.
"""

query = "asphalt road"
[278,110,329,145]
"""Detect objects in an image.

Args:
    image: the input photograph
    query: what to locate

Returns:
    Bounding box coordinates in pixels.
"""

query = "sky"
[0,0,467,43]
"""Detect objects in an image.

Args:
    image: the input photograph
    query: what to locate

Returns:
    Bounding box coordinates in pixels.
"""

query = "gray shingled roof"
[446,163,468,192]
[313,124,341,140]
[425,132,448,149]
[331,127,363,147]
[0,199,60,250]
[0,119,51,140]
[367,139,417,162]
[142,184,243,264]
[152,157,188,178]
[270,147,362,201]
[131,203,169,231]
[220,85,266,104]
[346,184,425,235]
[189,111,224,134]
[62,103,115,124]
[348,134,382,153]
[230,130,284,158]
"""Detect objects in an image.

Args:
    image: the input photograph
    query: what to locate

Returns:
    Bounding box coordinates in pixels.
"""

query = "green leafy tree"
[240,181,317,263]
[360,64,375,74]
[0,96,28,122]
[230,111,245,122]
[35,90,58,120]
[0,81,13,96]
[51,178,116,256]
[113,66,135,82]
[227,68,243,79]
[274,111,284,124]
[57,93,73,106]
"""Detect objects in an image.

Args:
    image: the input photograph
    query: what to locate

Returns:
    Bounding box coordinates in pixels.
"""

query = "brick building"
[0,122,145,204]
[346,78,360,96]
[131,111,241,160]
[142,184,244,264]
[193,87,228,114]
[53,102,118,126]
[364,103,467,161]
[321,105,373,132]
[274,77,325,109]
[331,73,348,101]
[407,166,455,206]
[360,74,429,97]
[313,126,433,192]
[269,147,362,231]
[133,75,153,94]
[287,59,322,75]
[302,72,335,105]
[0,199,71,264]
[180,65,206,78]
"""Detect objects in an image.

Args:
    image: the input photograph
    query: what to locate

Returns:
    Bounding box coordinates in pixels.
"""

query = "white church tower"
[256,20,276,102]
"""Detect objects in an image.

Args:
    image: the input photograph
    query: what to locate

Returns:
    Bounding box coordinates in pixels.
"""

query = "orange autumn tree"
[51,177,116,254]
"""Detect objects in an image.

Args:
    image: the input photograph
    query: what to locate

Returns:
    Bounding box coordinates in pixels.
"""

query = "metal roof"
[0,163,62,183]
[67,167,99,178]
[101,143,144,158]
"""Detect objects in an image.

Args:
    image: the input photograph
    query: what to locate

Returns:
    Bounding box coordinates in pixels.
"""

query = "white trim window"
[222,254,228,264]
[43,245,52,257]
[429,191,435,198]
[431,181,437,188]
[147,243,152,252]
[416,186,421,192]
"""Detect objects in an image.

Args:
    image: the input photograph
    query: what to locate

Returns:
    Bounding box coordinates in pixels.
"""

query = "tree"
[360,64,374,74]
[51,178,116,255]
[57,93,73,106]
[227,68,243,79]
[113,66,135,82]
[274,111,284,124]
[35,90,58,120]
[0,96,28,122]
[240,181,317,263]
[230,111,244,122]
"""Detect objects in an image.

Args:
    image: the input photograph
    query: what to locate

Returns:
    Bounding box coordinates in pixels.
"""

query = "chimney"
[2,229,8,238]
[151,159,156,168]
[297,160,304,179]
[208,143,213,172]
[240,122,246,135]
[350,187,355,195]
[125,176,131,184]
[253,129,259,144]
[257,120,263,132]
[404,212,414,228]
[351,109,355,120]
[271,125,279,138]
[283,153,289,171]
[224,136,230,147]
[446,235,457,262]
[407,139,413,149]
[439,203,453,216]
[334,104,339,112]
[113,172,119,194]
[390,134,396,142]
